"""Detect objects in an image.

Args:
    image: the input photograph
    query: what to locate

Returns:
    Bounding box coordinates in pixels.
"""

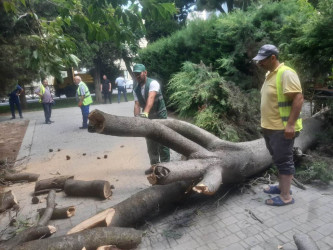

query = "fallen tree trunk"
[64,179,112,199]
[15,227,142,250]
[3,172,39,183]
[293,233,319,250]
[0,190,56,249]
[0,190,18,213]
[88,110,325,195]
[38,206,76,220]
[68,181,190,233]
[34,188,62,196]
[34,175,74,194]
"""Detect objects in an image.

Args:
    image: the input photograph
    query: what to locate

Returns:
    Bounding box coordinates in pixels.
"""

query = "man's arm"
[134,101,141,116]
[143,91,157,114]
[108,82,111,92]
[284,92,304,139]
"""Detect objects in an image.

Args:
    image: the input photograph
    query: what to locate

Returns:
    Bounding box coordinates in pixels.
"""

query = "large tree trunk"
[15,227,142,250]
[88,109,325,195]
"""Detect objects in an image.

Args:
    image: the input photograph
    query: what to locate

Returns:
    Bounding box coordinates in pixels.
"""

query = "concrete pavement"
[0,101,332,249]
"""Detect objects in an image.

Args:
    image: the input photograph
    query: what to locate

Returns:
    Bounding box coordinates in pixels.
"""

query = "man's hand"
[139,112,149,118]
[284,123,295,139]
[78,101,82,107]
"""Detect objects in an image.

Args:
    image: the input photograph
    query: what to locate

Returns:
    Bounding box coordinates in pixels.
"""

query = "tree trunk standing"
[94,57,102,103]
[19,86,27,110]
[88,109,325,195]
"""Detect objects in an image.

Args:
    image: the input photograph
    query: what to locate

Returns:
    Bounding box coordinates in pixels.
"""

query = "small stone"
[97,157,101,159]
[32,196,39,204]
[9,218,17,226]
[57,149,61,152]
[110,185,115,189]
[83,153,86,156]
[49,149,53,152]
[104,155,108,159]
[120,145,124,148]
[66,155,70,160]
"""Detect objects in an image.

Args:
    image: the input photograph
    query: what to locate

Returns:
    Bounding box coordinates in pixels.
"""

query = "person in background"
[8,84,24,119]
[35,79,54,124]
[74,76,93,129]
[132,63,170,174]
[115,74,128,103]
[100,75,112,104]
[253,44,303,206]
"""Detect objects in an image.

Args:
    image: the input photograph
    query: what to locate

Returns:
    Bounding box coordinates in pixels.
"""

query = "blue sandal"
[265,196,295,206]
[264,185,292,195]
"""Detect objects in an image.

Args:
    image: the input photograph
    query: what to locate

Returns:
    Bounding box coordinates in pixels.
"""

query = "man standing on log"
[133,64,170,174]
[253,44,304,206]
[74,76,93,129]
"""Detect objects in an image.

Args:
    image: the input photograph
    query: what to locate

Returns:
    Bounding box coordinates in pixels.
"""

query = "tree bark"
[0,190,18,213]
[37,190,56,226]
[3,172,39,183]
[68,181,190,233]
[88,109,325,195]
[64,179,112,199]
[15,227,142,250]
[38,206,76,220]
[34,175,74,194]
[293,233,319,250]
[94,57,102,103]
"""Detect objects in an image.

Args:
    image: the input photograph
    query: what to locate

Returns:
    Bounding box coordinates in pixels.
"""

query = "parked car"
[125,80,133,89]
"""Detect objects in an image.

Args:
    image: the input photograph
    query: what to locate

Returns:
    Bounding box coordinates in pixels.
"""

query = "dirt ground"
[0,120,29,170]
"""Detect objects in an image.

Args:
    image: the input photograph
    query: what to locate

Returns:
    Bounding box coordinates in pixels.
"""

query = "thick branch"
[193,165,223,195]
[3,172,39,182]
[34,175,74,194]
[38,206,76,220]
[88,109,215,159]
[16,227,142,250]
[64,179,112,199]
[37,190,56,226]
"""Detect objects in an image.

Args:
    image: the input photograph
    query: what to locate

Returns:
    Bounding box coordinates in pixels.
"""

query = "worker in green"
[74,76,93,129]
[133,64,170,174]
[253,44,303,206]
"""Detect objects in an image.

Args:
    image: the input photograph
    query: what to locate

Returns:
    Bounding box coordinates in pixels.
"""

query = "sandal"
[264,185,292,195]
[265,196,295,206]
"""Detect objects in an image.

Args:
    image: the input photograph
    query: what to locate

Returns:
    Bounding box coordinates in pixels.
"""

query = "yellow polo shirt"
[260,63,302,130]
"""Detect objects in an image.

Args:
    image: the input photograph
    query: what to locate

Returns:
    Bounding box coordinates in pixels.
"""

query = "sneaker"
[20,116,23,119]
[45,121,52,124]
[79,126,88,129]
[49,120,55,123]
[10,117,15,119]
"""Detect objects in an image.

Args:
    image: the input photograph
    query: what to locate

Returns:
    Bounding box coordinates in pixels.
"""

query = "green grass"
[0,92,134,114]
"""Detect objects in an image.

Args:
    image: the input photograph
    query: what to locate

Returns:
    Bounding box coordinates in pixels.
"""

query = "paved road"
[0,102,332,250]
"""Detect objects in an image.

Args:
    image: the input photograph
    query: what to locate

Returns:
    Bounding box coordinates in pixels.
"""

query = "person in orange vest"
[35,79,54,124]
[253,44,303,206]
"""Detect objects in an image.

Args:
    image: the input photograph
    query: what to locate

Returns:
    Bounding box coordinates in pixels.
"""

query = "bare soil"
[0,120,29,170]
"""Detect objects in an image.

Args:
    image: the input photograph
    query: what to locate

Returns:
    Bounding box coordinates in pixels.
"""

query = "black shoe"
[20,116,23,119]
[45,121,52,124]
[49,120,55,123]
[79,126,88,129]
[10,117,15,119]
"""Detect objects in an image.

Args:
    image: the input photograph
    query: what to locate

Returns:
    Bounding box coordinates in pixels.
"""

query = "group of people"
[100,74,128,104]
[8,44,303,207]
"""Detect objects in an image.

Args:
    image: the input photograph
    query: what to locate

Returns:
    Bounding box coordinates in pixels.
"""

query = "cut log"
[64,179,112,199]
[34,175,74,193]
[34,188,62,196]
[15,227,142,250]
[68,181,190,233]
[38,206,76,220]
[0,190,18,213]
[67,208,114,234]
[37,190,56,226]
[0,225,56,250]
[3,172,39,182]
[88,110,325,195]
[293,233,319,250]
[97,245,120,250]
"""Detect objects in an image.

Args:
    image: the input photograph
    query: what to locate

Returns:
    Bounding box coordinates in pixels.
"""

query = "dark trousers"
[42,103,52,122]
[80,105,90,128]
[262,129,296,175]
[103,91,112,104]
[9,96,22,118]
[117,86,128,103]
[146,138,170,165]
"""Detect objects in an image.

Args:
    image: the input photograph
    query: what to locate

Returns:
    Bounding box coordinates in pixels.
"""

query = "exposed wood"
[293,233,319,250]
[34,175,74,193]
[67,208,114,234]
[37,190,56,226]
[64,179,112,199]
[88,110,325,195]
[0,190,18,213]
[97,245,120,250]
[15,227,142,250]
[0,225,56,250]
[3,172,39,182]
[69,181,190,233]
[38,206,76,220]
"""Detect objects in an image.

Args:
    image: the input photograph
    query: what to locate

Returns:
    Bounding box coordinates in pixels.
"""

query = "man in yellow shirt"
[253,44,304,206]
